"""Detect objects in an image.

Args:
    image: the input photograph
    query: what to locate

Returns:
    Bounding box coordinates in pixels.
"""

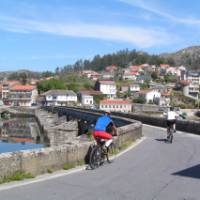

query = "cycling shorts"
[93,131,112,140]
[167,119,176,127]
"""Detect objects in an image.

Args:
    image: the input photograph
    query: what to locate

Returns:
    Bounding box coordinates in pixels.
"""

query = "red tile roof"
[11,85,36,91]
[100,99,131,105]
[160,64,170,68]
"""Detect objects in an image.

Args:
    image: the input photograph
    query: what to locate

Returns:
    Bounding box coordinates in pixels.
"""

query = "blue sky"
[0,0,200,72]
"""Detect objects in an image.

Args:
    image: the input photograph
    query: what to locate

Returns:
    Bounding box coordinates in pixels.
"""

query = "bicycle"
[89,137,116,170]
[167,124,174,143]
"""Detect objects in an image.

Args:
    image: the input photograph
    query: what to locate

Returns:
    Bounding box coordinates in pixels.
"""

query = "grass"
[0,171,34,184]
[63,160,84,170]
[108,140,135,156]
[47,168,53,173]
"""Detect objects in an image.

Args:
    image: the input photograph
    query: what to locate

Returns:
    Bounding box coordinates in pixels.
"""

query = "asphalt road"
[1,125,200,200]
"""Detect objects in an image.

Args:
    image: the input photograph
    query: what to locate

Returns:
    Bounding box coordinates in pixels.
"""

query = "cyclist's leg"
[166,120,170,138]
[93,131,112,147]
[173,120,176,132]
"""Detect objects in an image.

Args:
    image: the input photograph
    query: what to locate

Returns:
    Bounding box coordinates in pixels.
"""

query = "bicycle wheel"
[168,128,173,143]
[169,131,173,143]
[89,145,102,169]
[107,143,117,163]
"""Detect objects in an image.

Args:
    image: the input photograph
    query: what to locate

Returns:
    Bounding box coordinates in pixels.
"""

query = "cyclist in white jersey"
[166,107,178,137]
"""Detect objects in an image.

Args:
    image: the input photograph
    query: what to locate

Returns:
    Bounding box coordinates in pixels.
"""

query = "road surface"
[0,125,200,200]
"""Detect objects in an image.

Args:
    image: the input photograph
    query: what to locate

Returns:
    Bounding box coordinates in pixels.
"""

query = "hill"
[160,46,200,70]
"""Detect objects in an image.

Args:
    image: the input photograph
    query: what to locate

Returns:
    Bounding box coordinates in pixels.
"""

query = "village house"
[122,71,138,80]
[136,73,152,83]
[77,90,99,107]
[129,84,140,93]
[44,90,77,106]
[138,89,161,104]
[0,81,20,101]
[120,84,129,93]
[178,66,187,80]
[99,99,132,113]
[105,65,118,73]
[159,91,171,106]
[9,85,38,107]
[186,71,200,85]
[95,80,117,98]
[101,71,114,80]
[179,80,199,100]
[80,70,101,81]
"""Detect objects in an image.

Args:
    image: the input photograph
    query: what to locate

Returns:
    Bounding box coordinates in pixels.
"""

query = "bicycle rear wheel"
[168,128,173,143]
[89,145,102,169]
[107,143,117,163]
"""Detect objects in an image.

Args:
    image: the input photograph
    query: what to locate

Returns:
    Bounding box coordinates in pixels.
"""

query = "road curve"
[0,125,200,200]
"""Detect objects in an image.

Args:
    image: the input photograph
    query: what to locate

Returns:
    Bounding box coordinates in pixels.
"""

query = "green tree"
[37,79,66,93]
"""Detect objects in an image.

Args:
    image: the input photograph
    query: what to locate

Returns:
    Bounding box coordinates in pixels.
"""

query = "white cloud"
[118,0,200,25]
[0,15,172,48]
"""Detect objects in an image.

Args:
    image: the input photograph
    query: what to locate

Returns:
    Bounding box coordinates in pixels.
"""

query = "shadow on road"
[155,138,168,143]
[172,164,200,179]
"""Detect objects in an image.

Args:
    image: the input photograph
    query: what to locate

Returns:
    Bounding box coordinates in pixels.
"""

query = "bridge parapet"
[0,106,142,180]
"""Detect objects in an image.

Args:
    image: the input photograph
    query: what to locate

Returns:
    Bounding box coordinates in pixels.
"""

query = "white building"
[78,91,94,106]
[122,71,138,81]
[99,99,132,113]
[95,80,117,98]
[180,80,199,100]
[44,90,77,106]
[159,91,171,106]
[138,89,161,103]
[187,71,200,84]
[129,84,140,92]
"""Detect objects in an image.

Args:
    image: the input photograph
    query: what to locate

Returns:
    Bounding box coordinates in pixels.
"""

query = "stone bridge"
[0,106,142,181]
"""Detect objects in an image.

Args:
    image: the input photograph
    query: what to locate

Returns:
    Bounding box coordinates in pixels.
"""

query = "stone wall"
[132,103,168,113]
[113,112,200,135]
[0,109,142,181]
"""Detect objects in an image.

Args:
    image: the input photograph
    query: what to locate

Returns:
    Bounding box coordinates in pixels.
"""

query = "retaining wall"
[113,112,200,135]
[0,109,142,181]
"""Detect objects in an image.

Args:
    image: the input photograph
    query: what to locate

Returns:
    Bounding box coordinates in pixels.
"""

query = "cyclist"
[165,107,178,138]
[93,110,117,148]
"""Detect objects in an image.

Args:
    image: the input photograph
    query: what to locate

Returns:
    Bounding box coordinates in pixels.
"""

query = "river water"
[0,117,48,153]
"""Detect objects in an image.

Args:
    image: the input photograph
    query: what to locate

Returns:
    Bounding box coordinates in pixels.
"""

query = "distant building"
[159,91,171,106]
[129,84,140,93]
[99,99,132,113]
[105,65,118,73]
[187,71,200,85]
[122,71,138,80]
[44,90,77,106]
[138,89,161,103]
[179,80,199,100]
[9,85,38,107]
[101,72,114,80]
[1,81,20,100]
[77,91,95,106]
[80,70,101,81]
[95,80,117,98]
